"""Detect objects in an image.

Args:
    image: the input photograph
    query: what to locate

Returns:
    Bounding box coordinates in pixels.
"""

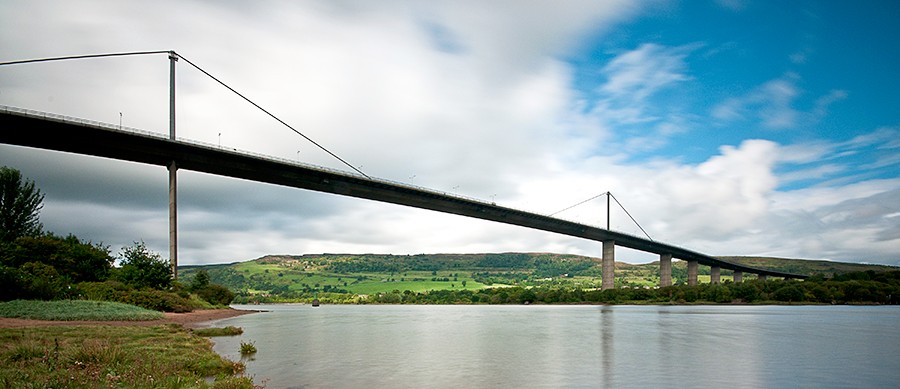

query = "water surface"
[211,304,900,388]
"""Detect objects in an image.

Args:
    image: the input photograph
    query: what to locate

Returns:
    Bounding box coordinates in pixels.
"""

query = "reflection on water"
[209,305,900,388]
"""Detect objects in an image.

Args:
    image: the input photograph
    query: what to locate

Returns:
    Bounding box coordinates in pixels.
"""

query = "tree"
[118,241,172,289]
[3,234,113,283]
[0,167,45,242]
[190,269,211,291]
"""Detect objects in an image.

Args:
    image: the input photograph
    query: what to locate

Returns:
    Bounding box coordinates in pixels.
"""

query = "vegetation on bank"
[361,271,900,305]
[0,324,252,388]
[194,326,244,337]
[0,300,164,321]
[0,166,235,313]
[0,234,235,312]
[178,253,899,305]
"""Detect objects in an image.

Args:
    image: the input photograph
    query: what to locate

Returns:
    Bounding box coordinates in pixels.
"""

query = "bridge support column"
[710,266,720,284]
[168,160,178,280]
[687,260,698,286]
[659,254,672,287]
[168,51,178,280]
[601,240,615,290]
[733,271,743,283]
[758,274,767,281]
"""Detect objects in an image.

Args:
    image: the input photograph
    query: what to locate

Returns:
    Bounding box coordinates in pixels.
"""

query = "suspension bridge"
[0,51,807,287]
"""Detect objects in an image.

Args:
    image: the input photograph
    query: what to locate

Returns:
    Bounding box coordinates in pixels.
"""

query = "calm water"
[210,304,900,388]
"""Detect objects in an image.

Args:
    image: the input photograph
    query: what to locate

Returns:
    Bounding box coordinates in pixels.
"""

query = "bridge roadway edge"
[0,109,806,280]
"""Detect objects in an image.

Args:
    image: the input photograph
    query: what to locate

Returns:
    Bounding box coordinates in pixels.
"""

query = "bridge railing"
[1,104,674,251]
[0,106,510,206]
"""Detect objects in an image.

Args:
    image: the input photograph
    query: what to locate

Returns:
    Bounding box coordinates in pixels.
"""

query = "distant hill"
[178,252,896,301]
[717,256,897,276]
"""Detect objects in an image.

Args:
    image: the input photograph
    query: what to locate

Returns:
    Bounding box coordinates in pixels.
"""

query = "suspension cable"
[0,50,370,179]
[174,53,369,178]
[548,192,607,217]
[548,191,653,241]
[608,192,653,241]
[0,50,171,66]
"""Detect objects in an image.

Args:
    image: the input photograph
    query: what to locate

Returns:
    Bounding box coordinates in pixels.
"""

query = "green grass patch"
[0,300,164,321]
[239,340,257,355]
[194,326,244,337]
[0,324,252,387]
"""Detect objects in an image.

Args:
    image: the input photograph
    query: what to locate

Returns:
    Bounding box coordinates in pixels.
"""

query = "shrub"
[76,280,130,301]
[16,262,71,301]
[120,289,194,313]
[196,284,236,306]
[239,340,257,355]
[2,234,113,283]
[117,242,171,290]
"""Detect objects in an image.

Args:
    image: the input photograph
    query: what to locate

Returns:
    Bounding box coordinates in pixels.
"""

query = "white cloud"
[599,43,695,102]
[712,74,800,129]
[0,1,897,268]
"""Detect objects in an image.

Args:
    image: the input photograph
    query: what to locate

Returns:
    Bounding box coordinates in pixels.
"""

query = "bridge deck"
[0,106,806,279]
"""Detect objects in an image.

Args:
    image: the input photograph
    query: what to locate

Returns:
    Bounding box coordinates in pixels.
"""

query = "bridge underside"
[0,108,808,283]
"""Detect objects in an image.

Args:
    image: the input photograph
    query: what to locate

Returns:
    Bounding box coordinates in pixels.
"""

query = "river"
[210,304,900,388]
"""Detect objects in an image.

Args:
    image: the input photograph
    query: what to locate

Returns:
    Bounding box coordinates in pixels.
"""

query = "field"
[0,324,251,387]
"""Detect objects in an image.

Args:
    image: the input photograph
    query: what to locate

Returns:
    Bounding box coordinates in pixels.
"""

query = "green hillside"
[178,253,896,303]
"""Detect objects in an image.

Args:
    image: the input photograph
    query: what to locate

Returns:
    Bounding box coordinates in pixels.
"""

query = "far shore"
[0,308,261,329]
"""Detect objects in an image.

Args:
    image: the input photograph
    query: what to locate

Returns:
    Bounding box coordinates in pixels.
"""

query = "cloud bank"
[0,1,897,266]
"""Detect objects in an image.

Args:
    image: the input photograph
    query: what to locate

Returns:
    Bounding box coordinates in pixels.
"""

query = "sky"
[1,0,898,266]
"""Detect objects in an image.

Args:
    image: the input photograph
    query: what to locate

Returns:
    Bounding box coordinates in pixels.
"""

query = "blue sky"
[0,1,898,266]
[565,0,900,188]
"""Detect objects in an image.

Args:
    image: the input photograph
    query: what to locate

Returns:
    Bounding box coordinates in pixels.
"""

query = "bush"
[2,234,113,283]
[195,284,236,306]
[76,280,130,301]
[11,262,72,301]
[119,289,194,313]
[117,242,171,290]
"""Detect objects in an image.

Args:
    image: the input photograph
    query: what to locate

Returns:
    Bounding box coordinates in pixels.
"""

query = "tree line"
[364,272,899,305]
[0,166,234,311]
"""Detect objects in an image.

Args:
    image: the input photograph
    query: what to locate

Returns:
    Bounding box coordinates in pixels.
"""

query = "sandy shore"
[0,308,260,329]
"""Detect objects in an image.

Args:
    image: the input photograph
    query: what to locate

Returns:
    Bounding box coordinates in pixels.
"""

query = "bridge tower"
[167,51,178,280]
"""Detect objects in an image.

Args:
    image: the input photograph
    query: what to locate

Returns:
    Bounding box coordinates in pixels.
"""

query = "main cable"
[174,52,370,179]
[0,50,370,179]
[0,50,171,66]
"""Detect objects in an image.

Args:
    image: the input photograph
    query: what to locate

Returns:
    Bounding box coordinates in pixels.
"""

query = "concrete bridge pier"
[168,160,178,280]
[710,266,720,284]
[601,240,615,290]
[659,254,672,287]
[758,274,767,281]
[687,260,698,286]
[733,271,743,283]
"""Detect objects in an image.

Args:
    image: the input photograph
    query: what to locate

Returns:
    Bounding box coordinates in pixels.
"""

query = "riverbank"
[0,308,261,387]
[0,308,259,328]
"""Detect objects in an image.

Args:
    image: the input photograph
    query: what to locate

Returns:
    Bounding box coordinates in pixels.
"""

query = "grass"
[194,326,244,337]
[239,340,257,355]
[0,300,165,321]
[0,324,252,388]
